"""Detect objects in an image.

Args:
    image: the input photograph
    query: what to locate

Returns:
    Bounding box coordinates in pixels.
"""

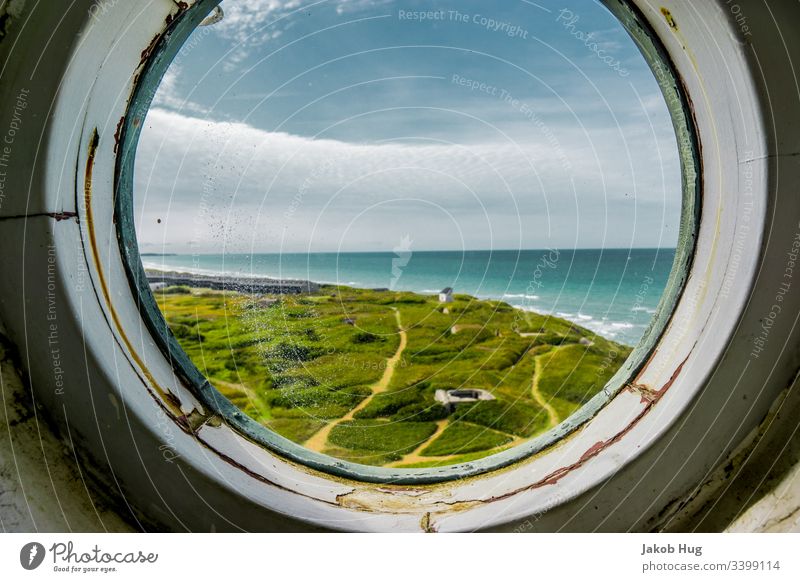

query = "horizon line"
[140,246,679,255]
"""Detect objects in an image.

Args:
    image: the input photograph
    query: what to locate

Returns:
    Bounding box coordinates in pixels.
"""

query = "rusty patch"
[579,441,608,463]
[660,7,678,31]
[47,211,78,221]
[420,512,437,533]
[113,116,125,154]
[163,390,181,409]
[196,429,353,510]
[85,129,99,189]
[175,409,207,433]
[84,127,193,424]
[139,32,162,65]
[627,349,692,403]
[626,384,655,404]
[481,353,693,501]
[641,354,689,398]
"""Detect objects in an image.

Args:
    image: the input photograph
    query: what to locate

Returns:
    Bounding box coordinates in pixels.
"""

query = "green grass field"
[155,284,631,467]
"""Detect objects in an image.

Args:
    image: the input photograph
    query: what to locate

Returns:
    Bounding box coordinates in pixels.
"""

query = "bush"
[421,421,512,456]
[270,385,368,410]
[352,332,385,344]
[328,420,438,454]
[452,399,548,438]
[390,401,449,422]
[303,328,321,341]
[271,375,319,389]
[159,285,191,295]
[354,382,432,419]
[266,418,326,443]
[169,322,204,342]
[537,344,629,404]
[267,342,321,362]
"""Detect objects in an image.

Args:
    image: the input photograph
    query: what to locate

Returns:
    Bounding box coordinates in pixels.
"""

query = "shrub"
[267,342,321,362]
[303,328,321,341]
[159,285,191,295]
[352,332,385,344]
[272,386,339,408]
[328,420,438,454]
[537,344,629,404]
[421,421,512,456]
[170,322,204,342]
[271,375,319,389]
[390,401,449,422]
[354,382,432,419]
[452,399,548,438]
[266,418,326,443]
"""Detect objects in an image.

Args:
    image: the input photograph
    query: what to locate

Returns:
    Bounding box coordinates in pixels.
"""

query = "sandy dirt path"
[532,348,561,428]
[303,308,407,452]
[388,419,450,467]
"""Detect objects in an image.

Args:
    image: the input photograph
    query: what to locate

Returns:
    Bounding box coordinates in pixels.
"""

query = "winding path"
[388,419,450,467]
[303,308,407,452]
[531,347,561,428]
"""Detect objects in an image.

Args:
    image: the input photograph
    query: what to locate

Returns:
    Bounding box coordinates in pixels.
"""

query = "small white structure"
[438,287,454,303]
[435,388,495,412]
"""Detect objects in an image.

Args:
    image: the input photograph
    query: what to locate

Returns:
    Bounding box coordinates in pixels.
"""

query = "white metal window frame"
[0,0,797,532]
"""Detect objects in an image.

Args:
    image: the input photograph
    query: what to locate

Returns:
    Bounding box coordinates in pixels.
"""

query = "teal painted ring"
[114,0,700,485]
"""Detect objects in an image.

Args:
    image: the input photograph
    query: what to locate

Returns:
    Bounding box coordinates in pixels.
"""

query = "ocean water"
[143,248,676,346]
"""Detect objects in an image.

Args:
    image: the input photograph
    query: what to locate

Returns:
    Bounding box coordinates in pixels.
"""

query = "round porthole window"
[117,0,697,484]
[7,0,796,534]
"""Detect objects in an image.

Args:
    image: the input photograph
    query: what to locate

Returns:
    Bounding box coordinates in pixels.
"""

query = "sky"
[133,0,682,254]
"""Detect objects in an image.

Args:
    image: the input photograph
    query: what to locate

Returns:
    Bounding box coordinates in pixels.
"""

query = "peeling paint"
[138,32,163,65]
[0,211,79,222]
[112,116,125,154]
[108,0,700,509]
[628,353,691,403]
[176,409,206,432]
[334,487,480,515]
[84,127,198,426]
[420,512,436,533]
[47,211,78,221]
[660,7,678,31]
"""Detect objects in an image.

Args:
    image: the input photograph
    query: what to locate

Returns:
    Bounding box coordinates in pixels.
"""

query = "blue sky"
[134,0,681,253]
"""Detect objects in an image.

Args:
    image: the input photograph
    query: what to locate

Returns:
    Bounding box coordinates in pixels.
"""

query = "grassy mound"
[155,283,632,467]
[421,422,513,457]
[329,420,438,456]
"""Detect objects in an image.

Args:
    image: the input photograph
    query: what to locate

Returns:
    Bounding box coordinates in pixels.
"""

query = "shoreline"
[145,266,638,347]
[152,273,634,465]
[146,268,320,295]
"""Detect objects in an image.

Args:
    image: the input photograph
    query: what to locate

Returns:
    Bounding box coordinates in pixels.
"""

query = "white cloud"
[209,0,396,69]
[209,0,306,70]
[134,107,681,253]
[334,0,394,15]
[152,66,210,115]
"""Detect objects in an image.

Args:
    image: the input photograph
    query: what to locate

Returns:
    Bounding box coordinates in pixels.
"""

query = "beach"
[143,248,675,346]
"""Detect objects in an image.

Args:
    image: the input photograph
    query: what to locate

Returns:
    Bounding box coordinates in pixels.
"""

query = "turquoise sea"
[143,248,676,346]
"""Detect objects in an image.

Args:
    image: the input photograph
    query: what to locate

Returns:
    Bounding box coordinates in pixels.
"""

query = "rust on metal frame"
[102,0,702,517]
[401,352,696,525]
[83,127,193,425]
[47,211,78,221]
[112,116,125,154]
[332,350,692,522]
[660,7,678,31]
